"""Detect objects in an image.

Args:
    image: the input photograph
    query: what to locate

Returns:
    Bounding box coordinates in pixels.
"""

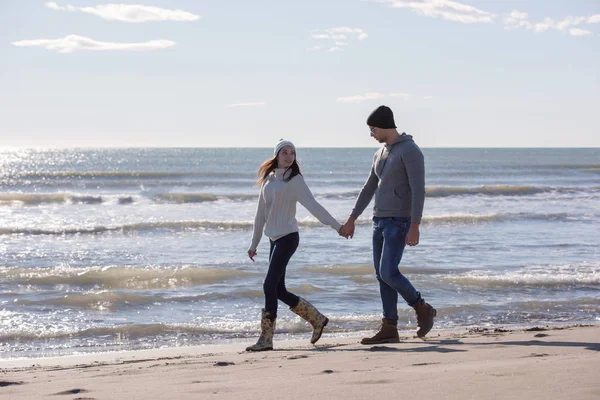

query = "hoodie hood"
[386,133,413,149]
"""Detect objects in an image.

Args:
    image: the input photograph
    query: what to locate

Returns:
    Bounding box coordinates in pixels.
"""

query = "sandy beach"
[2,324,599,399]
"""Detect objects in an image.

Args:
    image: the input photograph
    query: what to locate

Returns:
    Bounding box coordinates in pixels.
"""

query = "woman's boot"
[290,297,329,344]
[246,310,276,352]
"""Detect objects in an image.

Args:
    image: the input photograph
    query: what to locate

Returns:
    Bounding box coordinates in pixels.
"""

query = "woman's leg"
[263,232,299,316]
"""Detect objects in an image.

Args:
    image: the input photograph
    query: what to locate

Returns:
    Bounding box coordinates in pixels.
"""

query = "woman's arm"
[292,176,342,232]
[249,189,266,251]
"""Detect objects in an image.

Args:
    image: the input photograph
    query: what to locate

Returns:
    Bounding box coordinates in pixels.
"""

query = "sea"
[1,147,598,358]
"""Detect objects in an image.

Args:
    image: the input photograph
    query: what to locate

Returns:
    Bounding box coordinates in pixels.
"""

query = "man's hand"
[405,223,420,246]
[339,217,356,239]
[248,250,257,261]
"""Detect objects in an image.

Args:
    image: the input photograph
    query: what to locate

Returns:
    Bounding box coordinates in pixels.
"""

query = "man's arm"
[340,160,379,238]
[403,145,425,246]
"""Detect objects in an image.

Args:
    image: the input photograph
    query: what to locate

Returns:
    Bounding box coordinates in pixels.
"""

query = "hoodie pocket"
[393,185,409,200]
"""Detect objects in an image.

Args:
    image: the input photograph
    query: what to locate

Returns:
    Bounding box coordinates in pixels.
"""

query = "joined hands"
[338,218,356,239]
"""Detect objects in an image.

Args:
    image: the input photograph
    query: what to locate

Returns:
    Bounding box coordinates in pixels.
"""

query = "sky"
[0,0,598,148]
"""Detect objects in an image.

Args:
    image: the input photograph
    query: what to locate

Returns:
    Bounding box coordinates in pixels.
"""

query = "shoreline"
[2,321,598,362]
[2,324,599,399]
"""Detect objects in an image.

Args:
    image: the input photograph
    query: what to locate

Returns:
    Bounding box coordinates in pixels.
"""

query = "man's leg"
[372,218,401,319]
[361,218,401,345]
[380,217,436,338]
[379,218,421,306]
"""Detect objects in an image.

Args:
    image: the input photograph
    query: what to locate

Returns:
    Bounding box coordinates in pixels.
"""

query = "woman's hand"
[248,250,257,262]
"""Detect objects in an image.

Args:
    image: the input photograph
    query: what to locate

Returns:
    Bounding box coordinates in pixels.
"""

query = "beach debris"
[214,361,235,367]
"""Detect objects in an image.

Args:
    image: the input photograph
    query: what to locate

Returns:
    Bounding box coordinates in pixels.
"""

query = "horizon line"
[1,145,599,150]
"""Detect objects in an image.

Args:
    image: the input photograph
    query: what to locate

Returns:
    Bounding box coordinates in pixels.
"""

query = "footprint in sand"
[214,361,235,367]
[287,355,309,360]
[0,381,25,387]
[52,388,89,395]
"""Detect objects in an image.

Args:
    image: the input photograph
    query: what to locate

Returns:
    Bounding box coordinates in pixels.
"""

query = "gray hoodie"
[350,134,425,223]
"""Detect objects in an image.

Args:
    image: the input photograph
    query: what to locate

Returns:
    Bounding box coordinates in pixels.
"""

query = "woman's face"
[277,146,296,168]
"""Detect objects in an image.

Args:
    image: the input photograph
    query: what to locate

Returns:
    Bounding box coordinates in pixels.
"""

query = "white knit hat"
[274,139,296,156]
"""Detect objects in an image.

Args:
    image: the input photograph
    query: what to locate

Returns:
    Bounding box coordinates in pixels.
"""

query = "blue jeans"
[372,217,421,321]
[263,232,300,316]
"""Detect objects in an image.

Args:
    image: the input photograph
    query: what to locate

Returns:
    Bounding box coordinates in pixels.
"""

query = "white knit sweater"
[249,168,342,251]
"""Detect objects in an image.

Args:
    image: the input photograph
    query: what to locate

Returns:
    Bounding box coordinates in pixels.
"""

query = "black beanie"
[367,105,396,129]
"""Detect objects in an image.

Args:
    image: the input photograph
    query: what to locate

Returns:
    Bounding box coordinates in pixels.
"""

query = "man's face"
[369,126,386,143]
[277,146,296,168]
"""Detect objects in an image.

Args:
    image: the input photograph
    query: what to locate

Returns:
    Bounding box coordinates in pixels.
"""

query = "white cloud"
[309,27,367,52]
[569,28,592,37]
[337,92,416,103]
[555,16,587,31]
[326,27,361,34]
[226,102,266,108]
[533,18,554,33]
[375,0,495,24]
[337,92,387,103]
[389,92,412,99]
[589,14,600,24]
[45,2,200,23]
[509,10,528,20]
[504,12,597,37]
[424,95,433,100]
[11,35,175,53]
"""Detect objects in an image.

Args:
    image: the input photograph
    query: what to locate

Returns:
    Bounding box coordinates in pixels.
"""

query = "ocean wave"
[0,193,136,206]
[0,323,247,342]
[423,212,572,224]
[0,211,578,236]
[15,292,164,311]
[11,283,326,311]
[0,266,258,289]
[425,185,599,197]
[318,185,600,200]
[1,185,598,208]
[301,264,456,277]
[153,193,255,203]
[444,262,600,288]
[10,171,245,179]
[0,220,258,235]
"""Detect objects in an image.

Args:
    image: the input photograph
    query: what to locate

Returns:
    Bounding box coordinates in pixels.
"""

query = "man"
[340,105,436,344]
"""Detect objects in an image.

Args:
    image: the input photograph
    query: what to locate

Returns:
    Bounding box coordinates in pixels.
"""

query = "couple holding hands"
[246,105,436,352]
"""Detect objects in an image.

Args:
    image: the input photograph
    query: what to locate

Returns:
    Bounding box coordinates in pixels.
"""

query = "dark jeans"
[263,232,300,316]
[372,217,422,321]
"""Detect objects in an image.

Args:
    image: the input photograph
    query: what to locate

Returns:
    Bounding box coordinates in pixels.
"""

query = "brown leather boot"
[360,318,400,345]
[413,299,436,338]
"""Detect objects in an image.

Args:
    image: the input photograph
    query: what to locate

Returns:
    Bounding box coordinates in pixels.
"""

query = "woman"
[246,139,342,352]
